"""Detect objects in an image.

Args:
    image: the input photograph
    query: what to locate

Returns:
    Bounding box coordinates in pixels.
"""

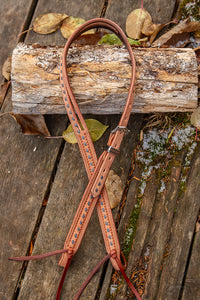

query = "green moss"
[123,196,142,259]
[178,0,200,21]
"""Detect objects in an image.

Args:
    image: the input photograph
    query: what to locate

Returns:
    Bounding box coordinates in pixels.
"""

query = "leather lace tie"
[9,18,141,300]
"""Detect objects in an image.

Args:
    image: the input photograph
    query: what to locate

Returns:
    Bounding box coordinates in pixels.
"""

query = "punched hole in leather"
[9,18,141,300]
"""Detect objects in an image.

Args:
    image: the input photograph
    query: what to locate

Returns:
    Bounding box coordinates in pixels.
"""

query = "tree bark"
[11,43,198,114]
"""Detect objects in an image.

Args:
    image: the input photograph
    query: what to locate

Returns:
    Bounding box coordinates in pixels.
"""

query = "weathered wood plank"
[141,155,184,300]
[182,228,200,300]
[105,0,176,30]
[0,0,36,83]
[0,1,68,298]
[156,145,200,300]
[17,115,143,299]
[0,113,66,299]
[11,44,198,114]
[102,152,184,300]
[25,0,105,45]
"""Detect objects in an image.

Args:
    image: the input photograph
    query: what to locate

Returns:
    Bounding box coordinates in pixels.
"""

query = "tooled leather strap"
[59,18,136,272]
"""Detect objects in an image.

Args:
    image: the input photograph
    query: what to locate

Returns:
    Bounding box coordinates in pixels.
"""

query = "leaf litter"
[62,118,108,144]
[60,16,95,39]
[33,13,68,34]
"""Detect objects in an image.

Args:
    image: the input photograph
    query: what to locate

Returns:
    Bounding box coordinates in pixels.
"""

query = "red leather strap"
[56,253,73,300]
[8,249,68,261]
[115,256,142,300]
[73,253,111,300]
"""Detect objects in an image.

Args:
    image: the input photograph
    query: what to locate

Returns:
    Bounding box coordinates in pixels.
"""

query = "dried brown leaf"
[75,31,106,45]
[152,19,200,47]
[33,13,68,34]
[10,114,50,136]
[60,16,95,39]
[2,56,12,81]
[126,8,152,40]
[190,107,200,129]
[149,23,165,44]
[0,81,11,106]
[105,170,123,209]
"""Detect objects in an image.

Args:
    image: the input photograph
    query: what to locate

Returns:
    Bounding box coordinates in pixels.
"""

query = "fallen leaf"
[149,23,165,44]
[190,107,200,129]
[98,33,140,45]
[164,32,191,47]
[33,13,68,34]
[75,31,106,45]
[0,81,11,106]
[63,119,108,143]
[10,114,50,136]
[152,19,200,47]
[196,220,200,232]
[105,170,123,209]
[126,8,152,39]
[2,56,12,81]
[60,16,95,39]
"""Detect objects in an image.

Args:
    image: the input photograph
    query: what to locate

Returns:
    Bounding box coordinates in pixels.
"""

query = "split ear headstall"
[10,18,141,300]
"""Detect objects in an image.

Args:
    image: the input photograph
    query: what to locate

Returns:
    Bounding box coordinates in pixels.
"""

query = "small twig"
[0,111,13,117]
[17,27,33,38]
[0,80,11,106]
[44,135,65,139]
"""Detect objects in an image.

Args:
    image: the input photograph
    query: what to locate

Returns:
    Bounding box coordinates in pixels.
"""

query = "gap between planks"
[12,138,66,300]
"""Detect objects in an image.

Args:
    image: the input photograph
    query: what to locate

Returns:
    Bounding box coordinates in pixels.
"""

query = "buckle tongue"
[111,126,130,135]
[107,146,120,155]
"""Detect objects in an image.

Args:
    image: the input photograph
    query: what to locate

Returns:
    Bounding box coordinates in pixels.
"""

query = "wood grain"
[0,113,66,300]
[156,145,200,300]
[182,229,200,300]
[0,0,36,82]
[11,44,198,114]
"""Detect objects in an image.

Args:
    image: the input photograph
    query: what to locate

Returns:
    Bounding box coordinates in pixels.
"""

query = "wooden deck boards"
[0,114,66,299]
[1,0,200,299]
[25,0,105,45]
[0,0,36,83]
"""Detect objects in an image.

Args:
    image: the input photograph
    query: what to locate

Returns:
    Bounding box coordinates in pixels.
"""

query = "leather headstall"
[9,18,141,300]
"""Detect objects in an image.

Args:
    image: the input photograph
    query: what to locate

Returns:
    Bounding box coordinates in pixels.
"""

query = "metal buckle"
[111,126,130,135]
[107,146,120,155]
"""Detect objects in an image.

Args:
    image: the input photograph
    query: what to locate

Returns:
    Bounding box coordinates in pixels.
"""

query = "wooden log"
[11,43,198,114]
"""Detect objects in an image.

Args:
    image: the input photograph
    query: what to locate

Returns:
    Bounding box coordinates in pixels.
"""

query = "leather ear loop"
[61,18,136,134]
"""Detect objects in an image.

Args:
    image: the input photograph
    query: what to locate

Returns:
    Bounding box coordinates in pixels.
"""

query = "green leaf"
[63,119,109,144]
[98,33,140,45]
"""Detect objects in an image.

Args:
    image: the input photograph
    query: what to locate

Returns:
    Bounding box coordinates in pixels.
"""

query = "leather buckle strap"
[111,125,130,135]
